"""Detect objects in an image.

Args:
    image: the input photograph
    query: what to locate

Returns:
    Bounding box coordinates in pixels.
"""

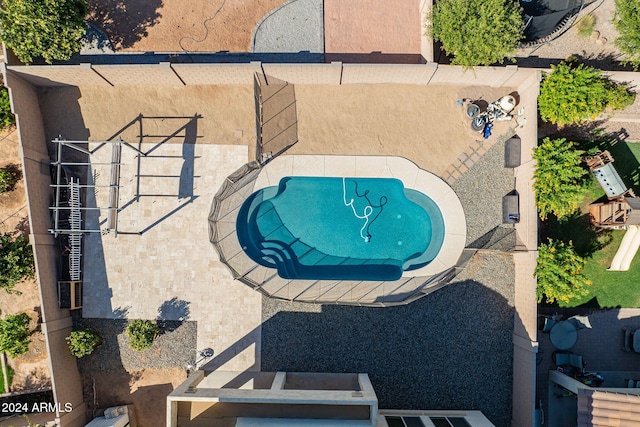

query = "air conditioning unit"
[57,281,82,310]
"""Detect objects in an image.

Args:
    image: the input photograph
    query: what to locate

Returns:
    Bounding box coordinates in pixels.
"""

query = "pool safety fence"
[254,73,299,165]
[209,162,474,306]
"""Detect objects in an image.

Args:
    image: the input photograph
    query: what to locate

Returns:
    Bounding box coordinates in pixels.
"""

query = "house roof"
[578,389,640,426]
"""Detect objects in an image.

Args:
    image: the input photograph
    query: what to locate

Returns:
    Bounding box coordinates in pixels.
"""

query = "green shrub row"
[66,320,160,358]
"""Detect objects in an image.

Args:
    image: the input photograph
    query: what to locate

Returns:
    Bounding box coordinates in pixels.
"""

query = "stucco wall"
[3,67,86,427]
[7,62,537,88]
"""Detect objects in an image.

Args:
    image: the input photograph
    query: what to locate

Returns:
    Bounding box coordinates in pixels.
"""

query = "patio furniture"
[623,327,640,352]
[553,351,585,373]
[542,317,558,334]
[550,320,578,350]
[567,315,591,330]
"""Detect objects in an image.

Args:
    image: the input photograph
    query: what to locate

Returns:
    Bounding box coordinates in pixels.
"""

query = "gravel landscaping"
[73,318,196,373]
[252,0,324,53]
[262,251,515,427]
[453,135,518,248]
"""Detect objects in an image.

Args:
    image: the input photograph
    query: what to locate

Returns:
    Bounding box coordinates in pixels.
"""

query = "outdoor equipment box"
[503,191,520,224]
[84,413,129,427]
[504,136,521,168]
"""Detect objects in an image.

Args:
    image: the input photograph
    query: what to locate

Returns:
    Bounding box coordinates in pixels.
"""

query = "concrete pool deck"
[254,154,466,277]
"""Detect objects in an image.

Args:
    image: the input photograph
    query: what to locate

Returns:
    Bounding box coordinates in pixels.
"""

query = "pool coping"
[253,154,467,277]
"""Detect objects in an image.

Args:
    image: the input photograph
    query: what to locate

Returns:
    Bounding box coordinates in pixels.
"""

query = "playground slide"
[620,226,640,271]
[609,225,640,271]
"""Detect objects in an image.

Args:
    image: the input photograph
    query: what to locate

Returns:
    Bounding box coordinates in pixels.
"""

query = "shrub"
[0,164,21,193]
[0,233,34,294]
[66,329,101,357]
[0,312,31,358]
[0,0,88,64]
[576,14,596,38]
[538,60,636,126]
[126,320,158,351]
[605,81,637,111]
[0,88,15,130]
[533,137,587,220]
[535,239,591,304]
[427,0,524,68]
[614,0,640,69]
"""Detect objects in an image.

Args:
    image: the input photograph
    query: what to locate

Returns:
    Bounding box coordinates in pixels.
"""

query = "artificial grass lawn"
[569,229,640,308]
[546,140,640,308]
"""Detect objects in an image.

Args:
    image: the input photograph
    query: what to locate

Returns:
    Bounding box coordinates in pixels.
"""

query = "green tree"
[0,0,88,64]
[535,239,591,304]
[126,320,158,351]
[0,312,31,358]
[66,329,101,357]
[0,233,35,294]
[614,0,640,69]
[0,164,21,193]
[533,137,587,220]
[538,60,636,126]
[427,0,524,67]
[0,87,15,130]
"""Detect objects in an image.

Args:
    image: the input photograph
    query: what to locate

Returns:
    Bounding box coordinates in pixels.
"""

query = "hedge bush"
[0,0,87,64]
[0,233,34,294]
[614,0,640,69]
[533,137,587,220]
[66,329,101,357]
[538,60,636,126]
[0,164,21,193]
[428,0,524,67]
[0,312,31,358]
[126,320,158,351]
[535,239,591,304]
[0,88,15,130]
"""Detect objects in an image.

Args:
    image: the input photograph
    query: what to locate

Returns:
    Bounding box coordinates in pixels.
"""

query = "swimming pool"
[237,176,445,281]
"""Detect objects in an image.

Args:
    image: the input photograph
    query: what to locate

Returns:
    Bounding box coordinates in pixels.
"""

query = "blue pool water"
[237,177,445,281]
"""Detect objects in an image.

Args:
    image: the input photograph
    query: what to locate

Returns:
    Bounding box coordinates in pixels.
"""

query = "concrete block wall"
[92,62,184,86]
[172,62,263,85]
[6,64,109,87]
[429,65,520,87]
[341,63,437,84]
[606,71,640,87]
[510,69,540,427]
[261,63,342,85]
[5,62,539,89]
[42,317,86,427]
[419,0,432,63]
[3,68,86,427]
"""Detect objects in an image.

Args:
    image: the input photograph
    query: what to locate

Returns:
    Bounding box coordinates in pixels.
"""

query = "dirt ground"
[0,127,51,392]
[84,368,186,427]
[87,0,288,52]
[38,84,516,178]
[290,84,517,175]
